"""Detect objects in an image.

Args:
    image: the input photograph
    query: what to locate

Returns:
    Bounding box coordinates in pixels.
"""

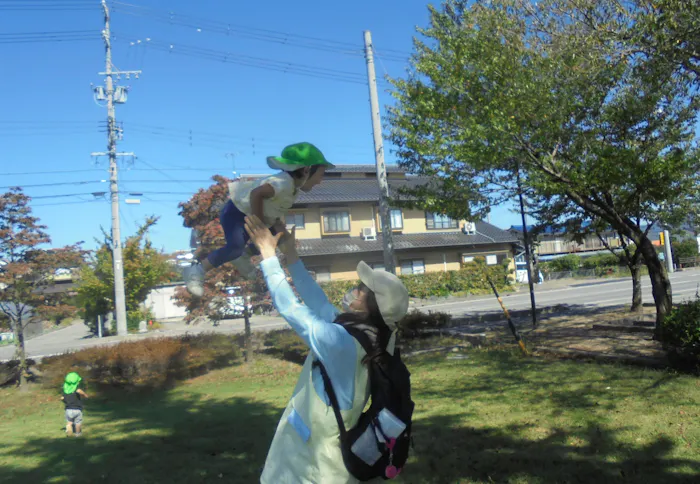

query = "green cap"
[63,372,82,394]
[266,142,334,172]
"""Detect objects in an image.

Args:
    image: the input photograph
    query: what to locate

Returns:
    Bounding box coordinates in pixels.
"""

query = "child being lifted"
[184,142,332,297]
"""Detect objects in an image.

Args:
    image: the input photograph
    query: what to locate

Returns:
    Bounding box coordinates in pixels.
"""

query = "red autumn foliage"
[174,176,272,324]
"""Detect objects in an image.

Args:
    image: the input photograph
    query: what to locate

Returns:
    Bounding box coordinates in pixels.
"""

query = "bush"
[581,253,621,270]
[546,254,581,272]
[127,308,154,333]
[319,257,512,304]
[672,238,699,265]
[659,297,700,371]
[397,310,453,339]
[40,334,242,392]
[262,329,308,364]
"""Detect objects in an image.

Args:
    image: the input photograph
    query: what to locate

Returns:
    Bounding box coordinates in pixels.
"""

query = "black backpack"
[314,323,414,481]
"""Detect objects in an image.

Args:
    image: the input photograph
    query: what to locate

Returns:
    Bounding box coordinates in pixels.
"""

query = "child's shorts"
[65,409,83,424]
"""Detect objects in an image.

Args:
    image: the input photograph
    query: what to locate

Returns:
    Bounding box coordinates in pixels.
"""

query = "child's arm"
[249,184,276,222]
[76,389,89,398]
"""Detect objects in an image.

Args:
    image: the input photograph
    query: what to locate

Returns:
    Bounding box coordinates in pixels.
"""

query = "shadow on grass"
[3,391,697,483]
[2,347,698,484]
[0,391,281,484]
[409,414,700,484]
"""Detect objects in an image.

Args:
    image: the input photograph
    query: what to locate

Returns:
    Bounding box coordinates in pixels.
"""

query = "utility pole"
[663,228,674,273]
[516,167,538,328]
[363,30,396,274]
[93,0,141,336]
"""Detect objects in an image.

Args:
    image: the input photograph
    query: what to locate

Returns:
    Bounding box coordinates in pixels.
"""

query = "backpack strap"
[313,359,347,437]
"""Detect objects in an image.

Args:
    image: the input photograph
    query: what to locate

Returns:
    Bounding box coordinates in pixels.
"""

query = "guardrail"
[678,257,700,268]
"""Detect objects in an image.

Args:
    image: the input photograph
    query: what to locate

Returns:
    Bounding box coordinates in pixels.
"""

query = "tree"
[532,198,646,311]
[175,176,272,362]
[0,188,85,388]
[387,0,700,331]
[76,217,175,334]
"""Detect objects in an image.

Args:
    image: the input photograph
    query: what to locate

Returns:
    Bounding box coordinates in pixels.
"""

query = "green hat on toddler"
[267,142,334,172]
[63,372,82,394]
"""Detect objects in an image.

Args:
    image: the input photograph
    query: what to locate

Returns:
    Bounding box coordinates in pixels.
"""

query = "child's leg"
[74,411,83,436]
[205,201,249,269]
[65,410,74,435]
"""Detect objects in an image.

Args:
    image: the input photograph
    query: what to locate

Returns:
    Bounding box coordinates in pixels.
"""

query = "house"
[286,165,519,281]
[508,224,621,259]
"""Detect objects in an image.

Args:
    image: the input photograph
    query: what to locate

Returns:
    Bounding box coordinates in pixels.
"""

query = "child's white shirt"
[228,172,297,227]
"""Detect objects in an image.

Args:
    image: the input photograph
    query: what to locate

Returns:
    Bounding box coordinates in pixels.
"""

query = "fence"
[678,257,700,268]
[542,269,596,281]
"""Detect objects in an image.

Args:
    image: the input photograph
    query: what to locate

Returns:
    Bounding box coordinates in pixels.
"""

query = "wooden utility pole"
[363,30,396,274]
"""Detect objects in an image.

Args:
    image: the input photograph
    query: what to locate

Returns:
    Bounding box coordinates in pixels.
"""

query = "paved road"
[2,269,698,360]
[415,268,700,317]
[0,315,289,362]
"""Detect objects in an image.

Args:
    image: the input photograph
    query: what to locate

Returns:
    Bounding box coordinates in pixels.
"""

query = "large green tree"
[387,0,700,329]
[76,217,174,334]
[0,188,85,388]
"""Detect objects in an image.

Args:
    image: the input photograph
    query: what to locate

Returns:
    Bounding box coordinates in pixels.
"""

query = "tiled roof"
[297,222,518,257]
[326,164,405,173]
[295,177,426,204]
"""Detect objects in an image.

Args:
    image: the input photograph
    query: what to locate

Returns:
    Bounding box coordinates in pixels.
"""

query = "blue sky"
[0,0,521,253]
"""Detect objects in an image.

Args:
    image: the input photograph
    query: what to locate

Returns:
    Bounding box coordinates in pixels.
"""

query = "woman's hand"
[245,215,283,260]
[278,225,299,265]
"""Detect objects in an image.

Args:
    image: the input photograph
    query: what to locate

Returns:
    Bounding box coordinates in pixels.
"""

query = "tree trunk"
[12,317,28,390]
[630,262,643,313]
[638,236,673,337]
[243,296,253,363]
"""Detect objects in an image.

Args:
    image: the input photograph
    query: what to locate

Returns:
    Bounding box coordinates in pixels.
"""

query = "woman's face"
[348,284,370,312]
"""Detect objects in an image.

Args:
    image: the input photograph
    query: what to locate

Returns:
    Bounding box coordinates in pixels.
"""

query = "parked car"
[219,286,252,318]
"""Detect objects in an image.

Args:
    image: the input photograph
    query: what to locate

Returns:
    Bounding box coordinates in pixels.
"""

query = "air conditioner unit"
[463,222,476,235]
[362,227,377,241]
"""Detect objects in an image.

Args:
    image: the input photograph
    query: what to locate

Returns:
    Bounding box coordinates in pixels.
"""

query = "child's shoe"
[232,255,258,280]
[184,262,205,297]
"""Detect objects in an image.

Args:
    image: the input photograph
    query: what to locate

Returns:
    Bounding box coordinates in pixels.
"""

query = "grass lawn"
[0,348,699,483]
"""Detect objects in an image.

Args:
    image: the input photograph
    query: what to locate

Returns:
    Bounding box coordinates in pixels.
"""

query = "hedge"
[319,258,512,305]
[40,334,242,392]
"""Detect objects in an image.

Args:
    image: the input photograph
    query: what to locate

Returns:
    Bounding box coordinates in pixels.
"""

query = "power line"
[0,180,107,189]
[112,34,373,85]
[0,179,216,189]
[0,167,232,177]
[120,121,374,155]
[0,3,97,11]
[111,1,409,60]
[32,199,106,207]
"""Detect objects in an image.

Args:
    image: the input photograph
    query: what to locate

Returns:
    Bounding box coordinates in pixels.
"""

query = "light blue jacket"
[260,257,358,409]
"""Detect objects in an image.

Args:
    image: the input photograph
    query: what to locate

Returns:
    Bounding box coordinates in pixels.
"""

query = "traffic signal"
[660,232,665,245]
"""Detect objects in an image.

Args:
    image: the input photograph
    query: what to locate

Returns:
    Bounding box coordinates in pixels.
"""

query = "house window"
[400,259,425,275]
[426,212,458,230]
[371,262,385,271]
[285,213,305,229]
[323,211,350,233]
[485,255,498,265]
[311,267,331,282]
[462,255,475,263]
[378,209,404,230]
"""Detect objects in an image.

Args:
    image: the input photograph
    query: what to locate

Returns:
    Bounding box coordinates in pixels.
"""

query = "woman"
[244,215,410,484]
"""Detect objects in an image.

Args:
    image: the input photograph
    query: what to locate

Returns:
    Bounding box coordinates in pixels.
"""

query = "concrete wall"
[145,285,187,320]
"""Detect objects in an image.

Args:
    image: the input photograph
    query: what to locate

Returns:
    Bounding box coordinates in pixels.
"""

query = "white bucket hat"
[356,261,409,329]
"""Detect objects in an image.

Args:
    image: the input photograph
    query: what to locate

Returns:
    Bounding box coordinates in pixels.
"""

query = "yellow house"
[287,165,519,281]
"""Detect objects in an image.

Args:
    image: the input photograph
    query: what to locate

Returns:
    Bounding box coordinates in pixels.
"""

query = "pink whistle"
[385,465,401,479]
